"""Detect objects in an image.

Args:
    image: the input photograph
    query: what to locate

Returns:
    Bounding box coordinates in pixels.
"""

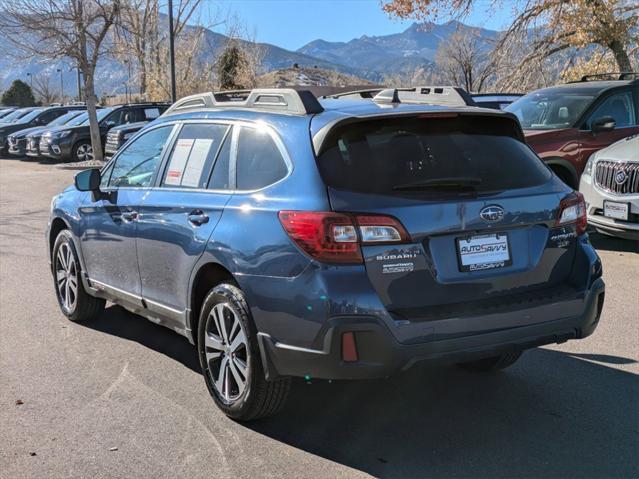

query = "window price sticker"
[165,138,194,185]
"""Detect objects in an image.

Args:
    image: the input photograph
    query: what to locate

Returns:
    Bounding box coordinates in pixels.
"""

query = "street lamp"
[56,68,64,103]
[26,72,33,89]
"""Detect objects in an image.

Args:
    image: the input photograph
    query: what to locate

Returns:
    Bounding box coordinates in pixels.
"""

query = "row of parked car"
[0,102,170,162]
[2,73,638,241]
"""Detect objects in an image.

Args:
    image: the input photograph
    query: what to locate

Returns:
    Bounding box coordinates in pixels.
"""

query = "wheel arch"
[187,261,237,345]
[544,158,579,189]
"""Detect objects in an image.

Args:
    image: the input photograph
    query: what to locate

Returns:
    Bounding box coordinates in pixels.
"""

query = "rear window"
[317,116,551,196]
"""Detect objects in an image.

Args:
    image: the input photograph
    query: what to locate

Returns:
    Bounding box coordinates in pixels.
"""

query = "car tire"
[52,230,105,322]
[198,283,291,421]
[457,351,523,372]
[72,141,94,163]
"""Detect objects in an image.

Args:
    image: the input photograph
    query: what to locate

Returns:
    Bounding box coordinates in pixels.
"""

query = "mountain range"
[0,20,496,97]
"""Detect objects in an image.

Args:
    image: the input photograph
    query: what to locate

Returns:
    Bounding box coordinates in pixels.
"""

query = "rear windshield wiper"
[392,177,483,191]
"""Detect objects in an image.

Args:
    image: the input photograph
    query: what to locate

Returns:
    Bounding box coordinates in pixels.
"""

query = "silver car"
[579,135,639,240]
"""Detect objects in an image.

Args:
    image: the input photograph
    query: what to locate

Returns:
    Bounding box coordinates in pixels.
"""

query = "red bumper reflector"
[342,332,358,362]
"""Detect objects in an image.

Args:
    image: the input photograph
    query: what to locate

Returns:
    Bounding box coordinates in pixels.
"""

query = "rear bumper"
[258,278,605,380]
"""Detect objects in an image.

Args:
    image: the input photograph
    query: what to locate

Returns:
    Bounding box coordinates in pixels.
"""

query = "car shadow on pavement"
[248,349,639,478]
[86,305,201,373]
[588,231,638,253]
[84,305,638,478]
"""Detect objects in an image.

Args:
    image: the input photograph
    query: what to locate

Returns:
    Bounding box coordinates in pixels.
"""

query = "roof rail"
[322,88,384,100]
[372,86,475,107]
[577,72,639,82]
[163,88,324,116]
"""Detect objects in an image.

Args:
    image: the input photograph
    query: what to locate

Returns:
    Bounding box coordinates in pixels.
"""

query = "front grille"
[8,137,17,147]
[595,161,639,194]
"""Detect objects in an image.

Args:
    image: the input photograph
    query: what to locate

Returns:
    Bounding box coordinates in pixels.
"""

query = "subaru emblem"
[480,205,505,223]
[614,170,628,185]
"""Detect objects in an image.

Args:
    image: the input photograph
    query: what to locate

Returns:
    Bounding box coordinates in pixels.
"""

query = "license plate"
[457,233,512,272]
[603,200,629,221]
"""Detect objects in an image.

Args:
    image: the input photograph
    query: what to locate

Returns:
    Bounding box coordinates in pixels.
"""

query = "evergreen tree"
[1,80,36,107]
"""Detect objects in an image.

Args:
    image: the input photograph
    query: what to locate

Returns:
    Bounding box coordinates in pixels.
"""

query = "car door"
[577,89,639,167]
[78,124,175,306]
[135,122,233,326]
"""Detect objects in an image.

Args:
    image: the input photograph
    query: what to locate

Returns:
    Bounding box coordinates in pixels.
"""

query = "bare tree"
[435,30,496,92]
[0,0,121,163]
[32,73,60,105]
[114,0,205,98]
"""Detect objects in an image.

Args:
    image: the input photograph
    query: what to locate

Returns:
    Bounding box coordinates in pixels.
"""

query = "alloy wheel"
[76,144,94,162]
[204,303,249,403]
[55,242,78,313]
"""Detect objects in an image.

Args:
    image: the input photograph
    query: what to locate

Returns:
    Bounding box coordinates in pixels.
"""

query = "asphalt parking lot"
[1,156,638,479]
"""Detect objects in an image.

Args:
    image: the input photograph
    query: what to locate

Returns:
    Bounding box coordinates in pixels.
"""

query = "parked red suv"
[506,74,639,188]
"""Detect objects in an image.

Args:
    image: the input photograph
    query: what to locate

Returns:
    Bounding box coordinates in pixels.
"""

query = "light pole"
[168,0,177,103]
[26,72,33,89]
[123,59,132,103]
[56,68,64,103]
[76,66,82,102]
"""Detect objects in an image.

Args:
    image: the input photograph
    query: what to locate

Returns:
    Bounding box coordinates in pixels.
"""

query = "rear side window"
[162,123,229,189]
[317,116,551,196]
[236,126,288,190]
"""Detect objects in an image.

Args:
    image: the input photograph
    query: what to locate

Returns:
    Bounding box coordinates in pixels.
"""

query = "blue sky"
[213,0,514,51]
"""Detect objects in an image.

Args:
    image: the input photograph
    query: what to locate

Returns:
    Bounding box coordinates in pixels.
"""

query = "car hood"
[109,121,148,134]
[42,124,89,135]
[593,134,639,162]
[0,122,33,135]
[9,126,44,139]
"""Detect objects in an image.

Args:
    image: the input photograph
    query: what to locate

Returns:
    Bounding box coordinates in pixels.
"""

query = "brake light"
[556,192,587,235]
[278,211,411,263]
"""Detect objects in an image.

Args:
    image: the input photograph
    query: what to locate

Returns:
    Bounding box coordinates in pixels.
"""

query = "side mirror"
[591,116,615,133]
[74,168,101,192]
[106,120,116,128]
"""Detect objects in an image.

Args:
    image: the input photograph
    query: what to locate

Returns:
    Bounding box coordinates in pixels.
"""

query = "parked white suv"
[579,135,639,240]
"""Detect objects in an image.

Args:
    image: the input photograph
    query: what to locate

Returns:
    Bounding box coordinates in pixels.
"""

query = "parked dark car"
[40,102,169,162]
[8,109,86,156]
[48,88,604,420]
[105,120,160,159]
[25,111,90,158]
[506,74,639,188]
[472,93,523,110]
[0,106,85,155]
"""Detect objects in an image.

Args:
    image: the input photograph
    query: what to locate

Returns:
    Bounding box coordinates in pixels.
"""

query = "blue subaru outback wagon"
[47,88,605,420]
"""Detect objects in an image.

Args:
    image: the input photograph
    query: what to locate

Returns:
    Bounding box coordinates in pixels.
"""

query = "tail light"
[278,211,411,264]
[556,192,587,235]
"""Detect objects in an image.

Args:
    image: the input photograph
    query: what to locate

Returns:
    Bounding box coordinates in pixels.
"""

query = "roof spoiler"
[372,86,476,107]
[163,88,324,116]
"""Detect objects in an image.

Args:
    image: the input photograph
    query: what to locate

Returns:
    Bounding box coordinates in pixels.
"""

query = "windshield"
[506,91,594,130]
[1,109,33,123]
[0,109,16,120]
[67,112,89,126]
[49,110,84,126]
[80,108,113,125]
[317,116,551,197]
[15,109,45,124]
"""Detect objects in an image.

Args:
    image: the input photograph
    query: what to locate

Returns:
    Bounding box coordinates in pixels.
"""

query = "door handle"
[121,211,138,222]
[188,210,209,226]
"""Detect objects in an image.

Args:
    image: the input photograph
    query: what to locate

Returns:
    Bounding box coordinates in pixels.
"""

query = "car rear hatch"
[313,112,586,337]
